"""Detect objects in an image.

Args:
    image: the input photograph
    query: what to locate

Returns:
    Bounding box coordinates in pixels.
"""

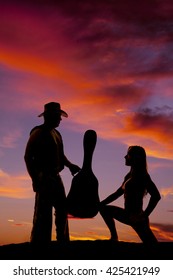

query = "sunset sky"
[0,0,173,245]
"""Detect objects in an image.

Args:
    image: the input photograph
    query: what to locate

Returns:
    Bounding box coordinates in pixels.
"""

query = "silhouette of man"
[24,102,80,244]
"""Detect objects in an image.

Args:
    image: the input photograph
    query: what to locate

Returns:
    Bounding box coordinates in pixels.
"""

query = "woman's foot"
[109,237,119,242]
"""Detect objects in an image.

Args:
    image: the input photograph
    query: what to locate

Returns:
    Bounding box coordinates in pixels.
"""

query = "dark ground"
[0,240,172,260]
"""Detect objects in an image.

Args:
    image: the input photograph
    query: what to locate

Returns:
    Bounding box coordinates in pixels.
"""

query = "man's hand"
[69,164,81,176]
[32,172,44,192]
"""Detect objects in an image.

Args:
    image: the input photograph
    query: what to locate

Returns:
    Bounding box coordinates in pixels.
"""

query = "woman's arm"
[144,176,161,217]
[100,186,124,205]
[100,174,130,206]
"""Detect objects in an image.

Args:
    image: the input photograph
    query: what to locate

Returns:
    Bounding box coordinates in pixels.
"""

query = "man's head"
[38,102,68,118]
[38,102,68,128]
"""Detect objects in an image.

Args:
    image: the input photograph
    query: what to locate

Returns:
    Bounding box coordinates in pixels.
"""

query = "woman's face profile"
[124,150,132,166]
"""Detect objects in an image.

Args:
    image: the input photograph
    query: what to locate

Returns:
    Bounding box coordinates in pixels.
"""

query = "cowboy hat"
[38,102,68,117]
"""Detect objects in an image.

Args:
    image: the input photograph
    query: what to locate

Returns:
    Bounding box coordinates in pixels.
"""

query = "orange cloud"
[0,49,94,91]
[151,223,173,242]
[69,232,109,241]
[160,187,173,199]
[0,169,32,199]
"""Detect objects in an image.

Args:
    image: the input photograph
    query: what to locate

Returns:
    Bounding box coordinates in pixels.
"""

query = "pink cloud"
[0,129,22,148]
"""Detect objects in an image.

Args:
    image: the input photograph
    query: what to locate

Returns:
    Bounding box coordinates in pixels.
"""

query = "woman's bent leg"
[100,206,118,240]
[100,205,129,241]
[132,219,158,244]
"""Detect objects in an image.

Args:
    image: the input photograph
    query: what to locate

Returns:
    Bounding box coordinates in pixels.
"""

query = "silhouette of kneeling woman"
[100,146,161,244]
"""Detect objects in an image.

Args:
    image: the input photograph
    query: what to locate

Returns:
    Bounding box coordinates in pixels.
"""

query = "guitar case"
[67,130,100,218]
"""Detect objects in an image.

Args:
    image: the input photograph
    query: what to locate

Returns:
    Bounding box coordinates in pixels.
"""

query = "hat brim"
[38,110,68,118]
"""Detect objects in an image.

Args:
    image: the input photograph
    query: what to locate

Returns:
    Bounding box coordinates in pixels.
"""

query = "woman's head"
[125,145,147,171]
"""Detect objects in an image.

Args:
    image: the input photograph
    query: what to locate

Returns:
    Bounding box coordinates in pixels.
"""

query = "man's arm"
[64,155,81,175]
[24,129,43,191]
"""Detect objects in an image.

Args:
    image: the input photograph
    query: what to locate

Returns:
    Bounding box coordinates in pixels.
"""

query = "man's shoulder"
[30,125,44,135]
[53,128,61,135]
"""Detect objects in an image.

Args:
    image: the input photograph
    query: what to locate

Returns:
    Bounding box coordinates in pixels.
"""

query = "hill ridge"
[0,240,172,260]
